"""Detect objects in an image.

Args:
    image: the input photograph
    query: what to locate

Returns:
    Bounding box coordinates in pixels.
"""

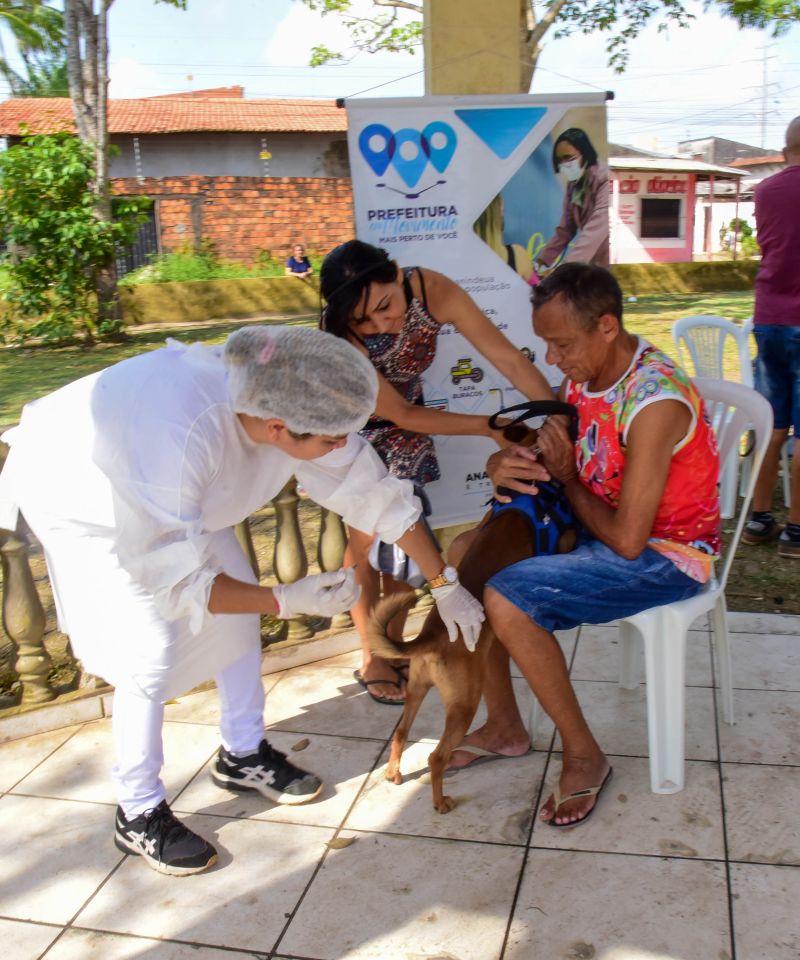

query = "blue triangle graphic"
[454,107,548,159]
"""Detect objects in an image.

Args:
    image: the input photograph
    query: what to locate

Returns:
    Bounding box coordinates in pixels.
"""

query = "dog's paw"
[434,795,458,813]
[385,766,403,785]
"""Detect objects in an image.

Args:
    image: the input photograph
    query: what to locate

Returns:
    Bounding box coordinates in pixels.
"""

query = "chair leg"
[711,595,735,725]
[781,440,791,510]
[719,454,738,520]
[642,610,687,794]
[738,451,752,498]
[618,621,640,689]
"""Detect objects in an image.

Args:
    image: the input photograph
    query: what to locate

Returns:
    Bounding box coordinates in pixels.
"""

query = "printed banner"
[346,93,608,527]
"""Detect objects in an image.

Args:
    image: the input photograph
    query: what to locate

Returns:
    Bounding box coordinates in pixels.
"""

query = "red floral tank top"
[565,340,721,582]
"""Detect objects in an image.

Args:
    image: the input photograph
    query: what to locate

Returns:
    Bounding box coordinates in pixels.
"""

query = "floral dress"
[355,268,441,487]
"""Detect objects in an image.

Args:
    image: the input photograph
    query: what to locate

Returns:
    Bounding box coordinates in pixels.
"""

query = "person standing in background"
[742,116,800,558]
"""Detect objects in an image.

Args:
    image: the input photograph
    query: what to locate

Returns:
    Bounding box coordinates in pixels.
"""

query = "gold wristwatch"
[427,565,458,589]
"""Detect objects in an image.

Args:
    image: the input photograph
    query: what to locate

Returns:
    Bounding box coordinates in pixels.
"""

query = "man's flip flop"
[543,766,614,829]
[446,742,533,774]
[353,669,405,706]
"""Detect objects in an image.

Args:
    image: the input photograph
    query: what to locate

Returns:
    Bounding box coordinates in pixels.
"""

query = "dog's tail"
[366,593,443,660]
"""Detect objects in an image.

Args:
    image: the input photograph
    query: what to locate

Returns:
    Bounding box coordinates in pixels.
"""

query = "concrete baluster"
[235,519,260,581]
[318,507,353,630]
[0,529,54,703]
[272,479,313,640]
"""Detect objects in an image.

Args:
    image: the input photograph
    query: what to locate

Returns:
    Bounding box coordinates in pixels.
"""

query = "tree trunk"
[522,0,570,91]
[64,0,119,336]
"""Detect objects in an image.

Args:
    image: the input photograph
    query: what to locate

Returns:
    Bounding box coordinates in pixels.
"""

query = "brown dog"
[367,422,577,813]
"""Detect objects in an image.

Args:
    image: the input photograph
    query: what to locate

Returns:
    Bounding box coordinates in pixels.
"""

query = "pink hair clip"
[256,339,276,365]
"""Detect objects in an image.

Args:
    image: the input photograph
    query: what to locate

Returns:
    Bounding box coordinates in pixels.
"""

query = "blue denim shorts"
[753,324,800,432]
[487,538,703,633]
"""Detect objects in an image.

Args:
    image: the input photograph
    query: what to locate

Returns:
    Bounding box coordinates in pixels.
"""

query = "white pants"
[112,645,266,817]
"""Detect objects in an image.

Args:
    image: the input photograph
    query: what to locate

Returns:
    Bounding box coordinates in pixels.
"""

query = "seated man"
[450,262,720,828]
[286,242,314,279]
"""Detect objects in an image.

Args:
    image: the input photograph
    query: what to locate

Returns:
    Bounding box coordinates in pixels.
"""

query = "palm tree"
[0,1,64,91]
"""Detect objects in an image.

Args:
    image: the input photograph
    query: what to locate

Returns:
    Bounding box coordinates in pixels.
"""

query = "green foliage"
[6,53,68,96]
[0,1,64,89]
[297,0,800,78]
[119,246,299,286]
[0,129,150,343]
[301,0,423,65]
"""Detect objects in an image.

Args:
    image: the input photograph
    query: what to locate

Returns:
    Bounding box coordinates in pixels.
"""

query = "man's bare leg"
[447,638,532,767]
[751,427,789,513]
[468,586,609,825]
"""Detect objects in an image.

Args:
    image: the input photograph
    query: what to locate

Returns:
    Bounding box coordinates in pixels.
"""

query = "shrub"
[119,245,315,285]
[0,129,149,343]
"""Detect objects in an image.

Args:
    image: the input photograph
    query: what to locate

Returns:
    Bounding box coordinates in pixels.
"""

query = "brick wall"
[113,175,355,262]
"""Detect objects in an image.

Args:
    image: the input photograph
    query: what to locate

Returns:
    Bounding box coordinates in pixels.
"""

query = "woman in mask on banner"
[534,128,609,272]
[320,239,553,706]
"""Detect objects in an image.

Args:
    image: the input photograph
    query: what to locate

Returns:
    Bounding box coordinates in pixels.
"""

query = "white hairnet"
[224,325,378,435]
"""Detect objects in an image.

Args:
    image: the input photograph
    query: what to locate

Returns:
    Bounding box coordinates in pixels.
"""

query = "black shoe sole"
[210,768,324,806]
[114,833,218,876]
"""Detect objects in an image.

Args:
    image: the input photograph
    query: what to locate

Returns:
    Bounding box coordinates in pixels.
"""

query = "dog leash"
[488,399,579,500]
[488,399,578,440]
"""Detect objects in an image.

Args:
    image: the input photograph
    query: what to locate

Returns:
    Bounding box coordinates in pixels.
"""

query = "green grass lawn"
[0,286,795,619]
[0,291,755,427]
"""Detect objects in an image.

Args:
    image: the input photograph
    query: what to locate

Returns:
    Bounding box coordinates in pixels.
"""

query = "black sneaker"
[211,738,323,805]
[742,516,784,544]
[114,800,217,876]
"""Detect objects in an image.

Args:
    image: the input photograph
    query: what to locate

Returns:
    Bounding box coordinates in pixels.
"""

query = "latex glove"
[273,568,360,619]
[431,582,485,652]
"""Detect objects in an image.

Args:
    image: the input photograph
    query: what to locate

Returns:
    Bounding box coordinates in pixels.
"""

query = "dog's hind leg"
[427,660,486,813]
[386,663,433,785]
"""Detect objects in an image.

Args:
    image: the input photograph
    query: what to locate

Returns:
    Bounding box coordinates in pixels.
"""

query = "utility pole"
[760,44,776,149]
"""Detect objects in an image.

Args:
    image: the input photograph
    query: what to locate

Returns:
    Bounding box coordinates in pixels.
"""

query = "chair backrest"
[673,315,753,386]
[693,377,773,589]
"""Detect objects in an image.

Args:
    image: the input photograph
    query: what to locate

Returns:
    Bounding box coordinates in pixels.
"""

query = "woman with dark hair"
[535,127,609,272]
[320,239,553,704]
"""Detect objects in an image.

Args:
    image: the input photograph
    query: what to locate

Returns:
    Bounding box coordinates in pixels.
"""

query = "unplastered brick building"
[0,86,355,264]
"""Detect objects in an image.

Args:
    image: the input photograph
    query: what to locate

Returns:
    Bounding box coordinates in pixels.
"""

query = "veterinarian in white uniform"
[0,325,483,875]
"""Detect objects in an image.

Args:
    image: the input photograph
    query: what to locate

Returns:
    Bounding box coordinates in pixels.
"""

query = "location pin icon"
[422,121,457,173]
[359,124,395,177]
[391,129,429,188]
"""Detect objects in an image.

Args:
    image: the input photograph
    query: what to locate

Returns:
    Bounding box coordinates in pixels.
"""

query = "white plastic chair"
[672,315,754,518]
[616,378,773,794]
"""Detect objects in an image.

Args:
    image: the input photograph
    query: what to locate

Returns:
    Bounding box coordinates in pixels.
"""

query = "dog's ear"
[502,423,538,447]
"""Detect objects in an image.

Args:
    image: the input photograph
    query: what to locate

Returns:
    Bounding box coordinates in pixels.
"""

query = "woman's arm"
[372,369,505,442]
[561,164,609,264]
[422,269,553,402]
[536,188,576,268]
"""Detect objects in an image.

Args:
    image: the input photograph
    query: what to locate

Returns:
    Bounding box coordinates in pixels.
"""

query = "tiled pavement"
[1,610,799,960]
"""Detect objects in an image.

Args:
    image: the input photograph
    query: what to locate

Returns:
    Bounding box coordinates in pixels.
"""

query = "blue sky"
[4,1,800,152]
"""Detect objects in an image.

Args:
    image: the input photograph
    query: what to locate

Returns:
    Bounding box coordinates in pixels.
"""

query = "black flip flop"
[353,669,405,706]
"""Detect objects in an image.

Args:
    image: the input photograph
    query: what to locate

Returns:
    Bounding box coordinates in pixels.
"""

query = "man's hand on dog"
[487,445,552,503]
[535,417,579,484]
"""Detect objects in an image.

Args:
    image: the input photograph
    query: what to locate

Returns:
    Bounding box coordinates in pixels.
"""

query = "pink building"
[610,157,745,263]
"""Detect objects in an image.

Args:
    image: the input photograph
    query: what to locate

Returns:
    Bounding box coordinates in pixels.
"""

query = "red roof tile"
[148,85,245,99]
[0,96,347,135]
[729,154,785,167]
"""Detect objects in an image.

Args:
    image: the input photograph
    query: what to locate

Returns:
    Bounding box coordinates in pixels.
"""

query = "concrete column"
[423,0,524,95]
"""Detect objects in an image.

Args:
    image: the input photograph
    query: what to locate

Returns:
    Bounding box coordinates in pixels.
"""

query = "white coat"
[0,340,420,701]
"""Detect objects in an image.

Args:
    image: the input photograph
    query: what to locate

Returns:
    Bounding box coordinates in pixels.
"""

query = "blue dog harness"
[488,482,578,555]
